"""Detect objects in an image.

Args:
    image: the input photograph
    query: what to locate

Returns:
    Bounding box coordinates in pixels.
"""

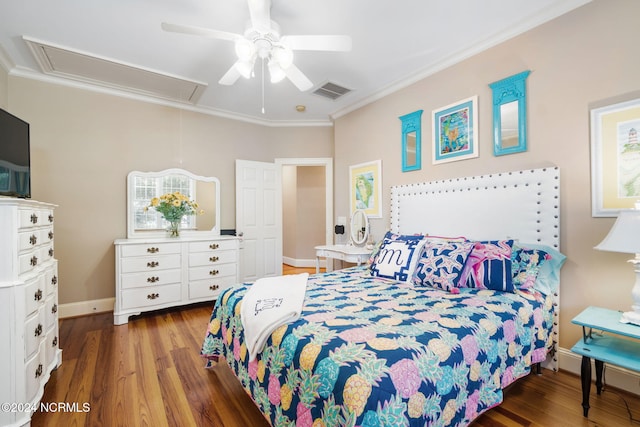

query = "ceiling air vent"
[312,82,351,100]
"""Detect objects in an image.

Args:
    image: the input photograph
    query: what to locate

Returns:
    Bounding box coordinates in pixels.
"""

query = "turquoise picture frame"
[489,70,530,156]
[432,96,478,164]
[399,110,423,172]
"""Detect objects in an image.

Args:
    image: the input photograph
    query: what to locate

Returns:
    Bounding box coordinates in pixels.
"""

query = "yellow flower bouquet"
[146,191,203,237]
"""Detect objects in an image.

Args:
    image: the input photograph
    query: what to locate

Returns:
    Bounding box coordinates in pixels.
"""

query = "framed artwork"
[591,97,640,217]
[432,95,478,164]
[349,160,382,217]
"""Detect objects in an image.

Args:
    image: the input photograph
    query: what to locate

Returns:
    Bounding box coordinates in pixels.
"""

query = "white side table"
[315,244,371,273]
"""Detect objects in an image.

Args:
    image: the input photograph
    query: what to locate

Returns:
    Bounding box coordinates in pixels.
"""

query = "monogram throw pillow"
[370,237,427,282]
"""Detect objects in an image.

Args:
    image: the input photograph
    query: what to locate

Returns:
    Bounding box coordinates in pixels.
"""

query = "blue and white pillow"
[370,237,426,282]
[412,240,475,292]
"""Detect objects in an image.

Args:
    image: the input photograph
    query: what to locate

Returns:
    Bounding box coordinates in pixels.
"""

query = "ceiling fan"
[161,0,352,92]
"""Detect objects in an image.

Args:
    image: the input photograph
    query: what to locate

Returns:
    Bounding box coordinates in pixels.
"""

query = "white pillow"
[370,237,426,282]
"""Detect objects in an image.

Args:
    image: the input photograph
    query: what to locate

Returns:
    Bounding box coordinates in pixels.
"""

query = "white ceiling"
[0,0,590,126]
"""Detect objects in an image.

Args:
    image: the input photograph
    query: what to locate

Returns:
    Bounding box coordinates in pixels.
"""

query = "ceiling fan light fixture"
[235,59,255,79]
[268,60,286,83]
[234,39,255,61]
[272,46,293,69]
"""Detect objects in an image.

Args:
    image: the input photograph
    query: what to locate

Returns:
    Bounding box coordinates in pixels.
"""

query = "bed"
[201,167,563,427]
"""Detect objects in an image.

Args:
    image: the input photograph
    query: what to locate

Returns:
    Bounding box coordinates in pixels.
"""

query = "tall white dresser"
[0,198,62,427]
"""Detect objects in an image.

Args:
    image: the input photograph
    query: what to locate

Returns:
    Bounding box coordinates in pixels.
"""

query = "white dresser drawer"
[189,239,238,252]
[189,263,237,281]
[19,251,39,276]
[120,284,181,310]
[44,262,58,296]
[25,342,45,402]
[188,250,237,267]
[120,254,181,273]
[25,276,45,317]
[19,230,40,252]
[189,276,237,300]
[45,295,58,331]
[45,326,59,368]
[121,242,181,257]
[25,307,45,360]
[120,269,182,289]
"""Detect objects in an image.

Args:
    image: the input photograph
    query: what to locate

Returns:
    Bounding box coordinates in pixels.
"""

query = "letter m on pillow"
[370,238,426,282]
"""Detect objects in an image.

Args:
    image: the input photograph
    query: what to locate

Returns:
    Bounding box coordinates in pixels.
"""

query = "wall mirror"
[350,209,369,246]
[127,168,220,238]
[399,110,423,172]
[489,70,530,156]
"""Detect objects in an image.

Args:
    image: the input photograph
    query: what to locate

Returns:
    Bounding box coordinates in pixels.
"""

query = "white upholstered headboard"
[390,167,560,370]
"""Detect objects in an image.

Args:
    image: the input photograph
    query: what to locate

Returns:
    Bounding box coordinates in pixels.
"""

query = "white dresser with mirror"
[114,168,240,325]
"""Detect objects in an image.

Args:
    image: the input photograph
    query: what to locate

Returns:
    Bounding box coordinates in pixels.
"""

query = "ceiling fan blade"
[161,22,240,42]
[281,35,352,52]
[247,0,272,32]
[218,63,242,85]
[284,64,313,91]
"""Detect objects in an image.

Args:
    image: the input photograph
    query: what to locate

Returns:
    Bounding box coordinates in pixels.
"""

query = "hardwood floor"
[32,267,640,426]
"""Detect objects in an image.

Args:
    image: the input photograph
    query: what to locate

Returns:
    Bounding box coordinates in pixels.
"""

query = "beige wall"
[335,0,640,349]
[7,77,333,305]
[282,165,326,262]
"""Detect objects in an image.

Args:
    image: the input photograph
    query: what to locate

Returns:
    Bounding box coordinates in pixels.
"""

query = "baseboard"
[558,347,640,395]
[59,297,114,319]
[283,256,323,269]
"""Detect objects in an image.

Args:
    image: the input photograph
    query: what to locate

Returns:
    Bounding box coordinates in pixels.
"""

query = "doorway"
[277,158,333,269]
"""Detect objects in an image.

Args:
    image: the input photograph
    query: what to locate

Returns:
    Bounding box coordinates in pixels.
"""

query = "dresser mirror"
[350,209,369,246]
[126,168,220,238]
[489,70,530,156]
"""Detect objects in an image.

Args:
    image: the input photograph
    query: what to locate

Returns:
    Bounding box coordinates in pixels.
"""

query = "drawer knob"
[52,303,58,314]
[147,247,160,253]
[209,284,220,291]
[30,256,38,267]
[209,243,219,250]
[35,323,43,337]
[52,336,58,347]
[147,293,160,300]
[51,275,58,285]
[147,261,159,268]
[147,276,160,283]
[30,213,38,224]
[34,289,43,301]
[209,270,219,276]
[30,234,37,245]
[35,363,43,378]
[49,248,54,258]
[209,256,219,263]
[48,231,54,240]
[48,214,54,223]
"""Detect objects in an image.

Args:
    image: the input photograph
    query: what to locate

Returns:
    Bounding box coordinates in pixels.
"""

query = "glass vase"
[168,220,181,237]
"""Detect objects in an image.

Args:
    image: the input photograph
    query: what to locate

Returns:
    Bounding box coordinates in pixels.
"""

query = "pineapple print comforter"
[201,266,554,427]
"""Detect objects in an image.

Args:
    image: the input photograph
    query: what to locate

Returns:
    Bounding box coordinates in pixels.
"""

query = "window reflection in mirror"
[127,168,220,238]
[405,131,417,168]
[489,70,530,156]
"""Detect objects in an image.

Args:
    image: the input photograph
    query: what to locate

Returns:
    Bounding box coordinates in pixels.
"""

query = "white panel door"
[236,160,282,282]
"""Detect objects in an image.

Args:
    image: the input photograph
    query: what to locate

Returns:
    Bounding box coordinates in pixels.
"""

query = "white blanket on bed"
[241,273,309,362]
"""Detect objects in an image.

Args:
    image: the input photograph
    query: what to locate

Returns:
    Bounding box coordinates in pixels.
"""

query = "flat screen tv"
[0,108,30,198]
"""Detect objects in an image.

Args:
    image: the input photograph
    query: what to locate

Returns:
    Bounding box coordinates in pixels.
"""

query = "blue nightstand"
[571,306,640,417]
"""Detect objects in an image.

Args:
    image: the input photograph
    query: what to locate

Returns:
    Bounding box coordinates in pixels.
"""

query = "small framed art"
[591,97,640,217]
[349,160,382,218]
[432,96,478,164]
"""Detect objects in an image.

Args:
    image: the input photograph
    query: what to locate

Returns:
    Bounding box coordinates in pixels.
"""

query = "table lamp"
[594,208,640,325]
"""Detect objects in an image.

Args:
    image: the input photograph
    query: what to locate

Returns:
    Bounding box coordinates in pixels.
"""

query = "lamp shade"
[595,209,640,254]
